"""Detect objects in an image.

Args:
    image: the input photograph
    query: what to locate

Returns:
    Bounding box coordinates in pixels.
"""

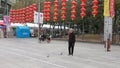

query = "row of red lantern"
[25,5,35,22]
[43,1,51,21]
[42,0,98,22]
[53,0,59,22]
[71,0,76,20]
[61,0,66,21]
[80,0,98,18]
[10,4,36,15]
[10,4,37,23]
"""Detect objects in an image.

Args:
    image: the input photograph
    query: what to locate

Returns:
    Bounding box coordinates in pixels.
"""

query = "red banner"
[110,0,114,17]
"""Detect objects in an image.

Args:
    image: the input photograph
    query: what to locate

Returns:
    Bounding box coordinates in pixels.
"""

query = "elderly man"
[68,28,76,56]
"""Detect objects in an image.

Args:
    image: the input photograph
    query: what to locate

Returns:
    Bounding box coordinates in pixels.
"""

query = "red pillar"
[107,39,111,52]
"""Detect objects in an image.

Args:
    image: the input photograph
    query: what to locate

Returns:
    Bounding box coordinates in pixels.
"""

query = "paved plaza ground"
[0,38,120,68]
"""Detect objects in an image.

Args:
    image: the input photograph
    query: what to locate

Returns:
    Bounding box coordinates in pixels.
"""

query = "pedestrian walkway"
[0,38,120,68]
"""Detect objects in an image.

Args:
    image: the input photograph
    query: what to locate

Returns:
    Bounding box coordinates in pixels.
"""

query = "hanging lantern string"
[10,3,37,23]
[43,1,51,21]
[46,1,51,21]
[43,2,48,21]
[80,0,87,18]
[92,0,98,17]
[53,0,59,22]
[61,0,66,21]
[71,0,76,20]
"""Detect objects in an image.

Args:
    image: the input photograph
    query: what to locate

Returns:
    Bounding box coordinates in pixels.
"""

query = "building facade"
[0,0,16,19]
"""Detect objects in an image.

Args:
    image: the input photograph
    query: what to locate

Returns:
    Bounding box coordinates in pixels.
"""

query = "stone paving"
[0,38,120,68]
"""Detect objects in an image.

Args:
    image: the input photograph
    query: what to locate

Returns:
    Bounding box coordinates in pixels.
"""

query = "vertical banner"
[104,0,110,16]
[34,12,39,23]
[108,17,112,41]
[110,0,114,17]
[3,16,10,26]
[39,13,43,24]
[104,17,112,41]
[104,17,109,41]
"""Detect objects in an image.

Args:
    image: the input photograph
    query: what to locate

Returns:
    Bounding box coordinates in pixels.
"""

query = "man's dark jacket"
[69,32,76,42]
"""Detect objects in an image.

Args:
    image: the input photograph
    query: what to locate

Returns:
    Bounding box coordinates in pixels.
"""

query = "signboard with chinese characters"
[34,12,43,24]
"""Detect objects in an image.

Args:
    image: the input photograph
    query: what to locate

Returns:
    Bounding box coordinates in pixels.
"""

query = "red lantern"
[53,17,58,21]
[92,11,98,15]
[46,13,50,16]
[92,5,98,10]
[61,7,66,10]
[14,10,17,14]
[71,0,76,5]
[20,17,22,20]
[47,17,50,21]
[46,9,50,12]
[80,7,86,12]
[71,10,76,14]
[10,18,13,22]
[54,4,58,8]
[15,10,18,15]
[32,4,37,11]
[47,1,51,4]
[27,7,30,12]
[62,0,66,2]
[44,17,47,21]
[29,15,33,18]
[92,0,98,17]
[54,0,58,4]
[80,12,86,18]
[71,5,76,9]
[92,0,98,5]
[81,0,86,2]
[43,10,48,13]
[54,9,58,12]
[46,5,50,8]
[61,15,66,21]
[44,14,48,17]
[80,2,86,7]
[29,5,33,10]
[44,6,48,9]
[71,14,76,20]
[61,11,66,15]
[33,7,37,11]
[54,13,58,16]
[61,2,66,6]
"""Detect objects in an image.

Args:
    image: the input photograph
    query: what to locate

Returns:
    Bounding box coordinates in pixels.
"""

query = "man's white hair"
[69,28,74,32]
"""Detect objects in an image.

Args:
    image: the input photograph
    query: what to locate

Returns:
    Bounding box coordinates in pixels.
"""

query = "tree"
[11,0,120,34]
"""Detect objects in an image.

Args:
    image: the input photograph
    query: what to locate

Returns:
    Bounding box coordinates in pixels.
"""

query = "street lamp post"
[37,0,40,37]
[4,0,8,15]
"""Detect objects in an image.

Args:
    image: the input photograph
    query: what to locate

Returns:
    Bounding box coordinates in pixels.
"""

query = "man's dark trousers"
[68,41,75,55]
